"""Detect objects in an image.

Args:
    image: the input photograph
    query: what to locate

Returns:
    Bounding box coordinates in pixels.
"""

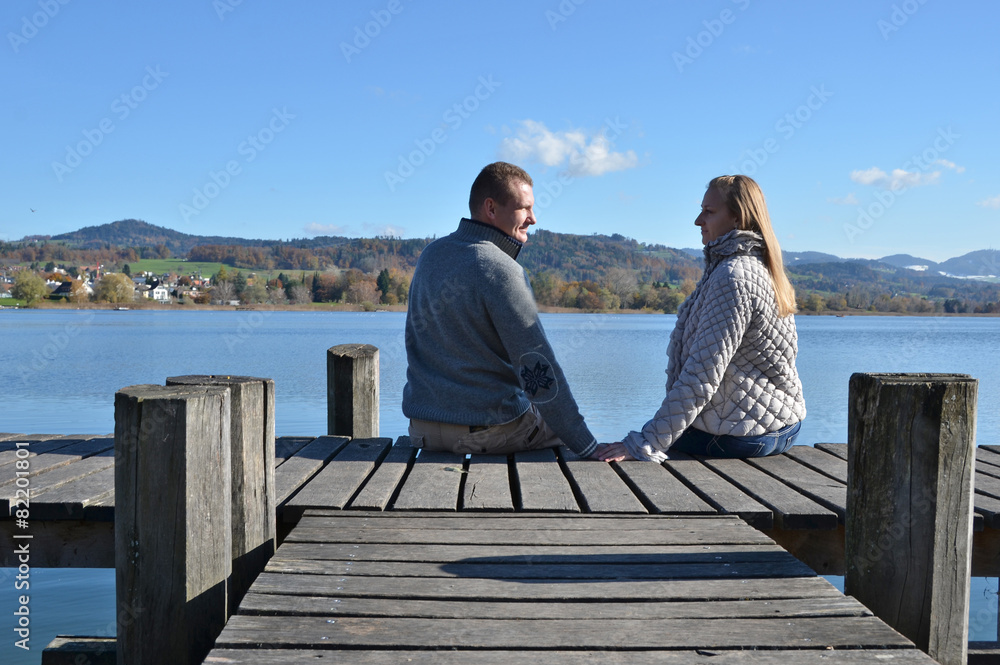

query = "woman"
[603,175,805,462]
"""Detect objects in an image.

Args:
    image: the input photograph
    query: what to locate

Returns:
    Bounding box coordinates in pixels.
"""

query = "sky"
[2,0,998,263]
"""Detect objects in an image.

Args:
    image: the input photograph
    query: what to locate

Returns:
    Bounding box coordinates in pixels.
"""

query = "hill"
[50,219,298,256]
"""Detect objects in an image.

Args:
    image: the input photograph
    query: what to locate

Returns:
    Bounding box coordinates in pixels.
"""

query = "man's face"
[487,181,536,244]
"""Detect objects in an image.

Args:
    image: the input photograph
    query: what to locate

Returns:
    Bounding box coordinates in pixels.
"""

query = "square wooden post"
[114,384,232,665]
[327,343,379,438]
[846,372,977,665]
[166,374,276,612]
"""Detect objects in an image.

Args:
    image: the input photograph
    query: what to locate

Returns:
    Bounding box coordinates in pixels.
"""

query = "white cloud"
[978,195,1000,209]
[304,223,347,236]
[827,193,859,205]
[849,166,940,190]
[498,120,638,177]
[363,223,405,237]
[935,159,965,173]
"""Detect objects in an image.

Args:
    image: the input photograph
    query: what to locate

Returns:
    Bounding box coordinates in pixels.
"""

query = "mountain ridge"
[17,219,1000,280]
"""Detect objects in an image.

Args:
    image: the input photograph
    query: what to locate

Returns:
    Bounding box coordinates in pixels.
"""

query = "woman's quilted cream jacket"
[622,229,806,462]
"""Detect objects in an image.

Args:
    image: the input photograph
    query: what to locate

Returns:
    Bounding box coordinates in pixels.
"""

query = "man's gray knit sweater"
[402,218,598,458]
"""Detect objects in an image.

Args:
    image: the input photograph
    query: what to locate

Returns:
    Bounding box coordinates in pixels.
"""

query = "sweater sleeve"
[482,262,598,458]
[623,266,752,462]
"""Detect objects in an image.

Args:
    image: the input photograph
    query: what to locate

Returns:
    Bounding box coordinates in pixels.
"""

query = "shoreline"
[2,301,998,317]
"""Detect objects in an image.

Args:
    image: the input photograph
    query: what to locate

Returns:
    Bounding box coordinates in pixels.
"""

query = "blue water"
[2,310,999,661]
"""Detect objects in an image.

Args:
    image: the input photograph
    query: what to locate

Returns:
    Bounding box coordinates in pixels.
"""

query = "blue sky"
[2,0,997,262]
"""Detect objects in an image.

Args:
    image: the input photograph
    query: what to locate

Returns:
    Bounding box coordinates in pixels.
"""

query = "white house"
[151,285,170,302]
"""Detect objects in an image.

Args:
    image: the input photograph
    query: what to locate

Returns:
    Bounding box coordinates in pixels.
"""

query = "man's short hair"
[469,162,533,217]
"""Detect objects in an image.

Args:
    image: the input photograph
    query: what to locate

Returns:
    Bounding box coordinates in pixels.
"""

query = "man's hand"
[592,442,633,462]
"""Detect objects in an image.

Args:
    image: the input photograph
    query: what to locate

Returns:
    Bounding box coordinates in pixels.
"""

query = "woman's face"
[695,186,738,245]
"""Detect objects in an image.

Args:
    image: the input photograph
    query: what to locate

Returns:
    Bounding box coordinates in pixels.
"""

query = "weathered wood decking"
[2,432,997,662]
[205,511,936,663]
[5,433,1000,575]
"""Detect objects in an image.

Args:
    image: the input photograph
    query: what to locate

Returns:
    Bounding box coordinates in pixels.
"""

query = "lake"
[2,310,999,661]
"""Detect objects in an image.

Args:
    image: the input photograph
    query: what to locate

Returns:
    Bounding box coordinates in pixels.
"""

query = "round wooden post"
[114,384,232,665]
[166,375,276,612]
[327,344,379,438]
[846,372,977,665]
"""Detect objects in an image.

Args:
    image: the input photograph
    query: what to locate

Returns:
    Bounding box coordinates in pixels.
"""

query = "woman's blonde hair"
[709,175,797,317]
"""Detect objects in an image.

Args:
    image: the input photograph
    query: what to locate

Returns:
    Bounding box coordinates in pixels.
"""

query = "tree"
[122,263,132,277]
[376,269,392,304]
[240,282,268,304]
[344,280,380,305]
[12,271,48,304]
[212,281,236,305]
[289,284,312,305]
[94,273,136,303]
[68,278,90,304]
[604,267,638,308]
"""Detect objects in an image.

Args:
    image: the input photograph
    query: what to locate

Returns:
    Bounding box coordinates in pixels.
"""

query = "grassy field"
[127,258,227,277]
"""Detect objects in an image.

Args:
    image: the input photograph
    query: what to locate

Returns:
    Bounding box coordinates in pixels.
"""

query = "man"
[402,161,608,459]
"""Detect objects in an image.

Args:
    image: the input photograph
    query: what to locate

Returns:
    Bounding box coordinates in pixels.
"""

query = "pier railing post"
[846,372,977,665]
[166,374,276,613]
[115,384,232,665]
[327,343,379,438]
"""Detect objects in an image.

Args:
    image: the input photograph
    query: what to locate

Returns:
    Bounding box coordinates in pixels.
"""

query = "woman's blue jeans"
[669,421,802,458]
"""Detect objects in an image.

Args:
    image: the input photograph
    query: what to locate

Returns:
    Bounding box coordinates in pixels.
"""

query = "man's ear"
[480,197,497,222]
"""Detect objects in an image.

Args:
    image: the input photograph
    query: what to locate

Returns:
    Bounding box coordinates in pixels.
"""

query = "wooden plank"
[785,445,848,483]
[246,570,844,602]
[0,518,114,567]
[559,447,647,513]
[262,556,815,579]
[747,454,847,520]
[272,541,782,563]
[213,614,916,650]
[0,437,112,480]
[391,449,465,511]
[975,447,1000,478]
[203,649,939,664]
[816,442,848,460]
[236,592,871,620]
[663,455,773,529]
[463,454,514,510]
[274,436,314,464]
[348,438,416,511]
[28,464,115,520]
[0,452,114,513]
[284,523,779,547]
[702,458,839,530]
[0,435,93,469]
[274,435,350,506]
[512,447,578,512]
[283,437,392,520]
[615,461,717,514]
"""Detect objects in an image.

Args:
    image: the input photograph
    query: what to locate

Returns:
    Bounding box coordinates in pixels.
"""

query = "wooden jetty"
[0,351,993,664]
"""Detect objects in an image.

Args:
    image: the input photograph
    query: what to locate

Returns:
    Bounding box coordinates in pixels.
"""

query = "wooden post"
[327,343,379,438]
[115,384,232,665]
[846,372,977,665]
[166,375,276,612]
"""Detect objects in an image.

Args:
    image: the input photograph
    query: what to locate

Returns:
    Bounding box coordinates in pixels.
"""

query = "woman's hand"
[592,442,634,462]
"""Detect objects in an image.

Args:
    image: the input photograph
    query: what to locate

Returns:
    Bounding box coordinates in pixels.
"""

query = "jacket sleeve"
[482,263,598,458]
[623,266,752,462]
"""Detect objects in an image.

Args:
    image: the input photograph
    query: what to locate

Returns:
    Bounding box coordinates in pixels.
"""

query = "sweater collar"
[457,218,523,260]
[703,229,763,270]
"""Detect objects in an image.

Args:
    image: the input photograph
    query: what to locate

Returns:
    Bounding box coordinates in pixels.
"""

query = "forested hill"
[49,219,298,255]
